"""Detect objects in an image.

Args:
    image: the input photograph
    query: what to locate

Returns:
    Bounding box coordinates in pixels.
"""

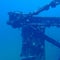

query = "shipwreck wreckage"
[7,0,60,60]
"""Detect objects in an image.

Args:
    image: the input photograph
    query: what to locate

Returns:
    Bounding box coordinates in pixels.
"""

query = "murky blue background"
[0,0,60,60]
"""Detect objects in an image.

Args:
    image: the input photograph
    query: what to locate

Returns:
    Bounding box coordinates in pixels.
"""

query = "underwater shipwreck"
[7,0,60,60]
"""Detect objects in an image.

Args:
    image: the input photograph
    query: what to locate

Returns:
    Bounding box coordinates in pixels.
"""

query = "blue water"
[0,0,60,60]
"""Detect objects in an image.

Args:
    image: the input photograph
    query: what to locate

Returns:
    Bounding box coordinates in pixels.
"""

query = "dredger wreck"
[7,0,60,60]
